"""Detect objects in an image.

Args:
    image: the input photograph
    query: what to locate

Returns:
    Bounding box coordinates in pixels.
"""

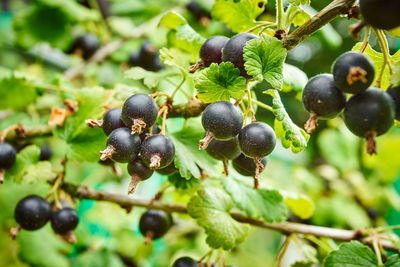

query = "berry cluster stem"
[276,0,285,30]
[373,29,393,88]
[359,26,371,53]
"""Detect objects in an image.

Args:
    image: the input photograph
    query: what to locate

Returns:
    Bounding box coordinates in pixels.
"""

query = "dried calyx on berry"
[127,158,153,194]
[199,101,243,150]
[86,108,126,136]
[140,135,175,170]
[100,128,141,163]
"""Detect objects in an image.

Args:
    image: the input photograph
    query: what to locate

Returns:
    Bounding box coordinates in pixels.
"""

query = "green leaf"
[0,70,39,110]
[390,62,400,87]
[222,176,288,222]
[18,227,72,267]
[384,255,400,267]
[265,90,309,153]
[55,87,110,162]
[244,34,287,89]
[323,241,377,267]
[283,193,314,220]
[187,186,250,250]
[352,43,400,90]
[283,63,308,92]
[292,8,311,27]
[288,0,311,5]
[211,0,266,33]
[6,145,55,183]
[194,62,246,103]
[169,119,219,179]
[159,10,187,29]
[125,67,179,88]
[77,248,125,267]
[159,47,192,70]
[168,172,201,190]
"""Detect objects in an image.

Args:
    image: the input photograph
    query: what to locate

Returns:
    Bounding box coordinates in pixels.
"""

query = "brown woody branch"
[62,183,398,252]
[1,125,54,142]
[282,0,357,51]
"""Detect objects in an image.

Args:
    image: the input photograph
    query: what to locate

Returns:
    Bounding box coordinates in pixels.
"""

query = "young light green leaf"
[222,176,288,222]
[323,241,377,267]
[159,47,192,71]
[288,0,311,5]
[194,62,246,103]
[244,34,287,89]
[352,43,400,90]
[283,63,308,92]
[390,62,400,87]
[125,67,179,88]
[265,90,309,153]
[187,186,250,250]
[384,255,400,267]
[283,193,314,220]
[169,119,219,179]
[211,0,266,33]
[292,8,311,26]
[159,11,187,29]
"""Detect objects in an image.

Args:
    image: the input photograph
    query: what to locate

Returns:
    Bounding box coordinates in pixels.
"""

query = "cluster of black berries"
[0,142,52,183]
[129,41,164,72]
[138,209,173,243]
[359,0,400,30]
[302,51,398,154]
[13,195,78,239]
[200,101,275,188]
[89,93,176,194]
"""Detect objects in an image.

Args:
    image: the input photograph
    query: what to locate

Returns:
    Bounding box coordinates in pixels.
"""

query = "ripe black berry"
[14,195,51,230]
[200,36,229,67]
[332,52,375,94]
[51,207,79,235]
[121,94,158,134]
[387,85,400,120]
[129,52,140,66]
[140,135,175,170]
[238,122,276,158]
[139,210,172,241]
[222,33,259,77]
[156,161,178,176]
[127,158,154,194]
[206,137,240,175]
[199,101,243,149]
[0,142,16,169]
[233,153,267,177]
[302,74,346,133]
[186,1,210,21]
[344,87,395,154]
[39,144,52,161]
[100,128,141,163]
[173,256,198,267]
[360,0,400,30]
[102,108,126,135]
[69,34,99,59]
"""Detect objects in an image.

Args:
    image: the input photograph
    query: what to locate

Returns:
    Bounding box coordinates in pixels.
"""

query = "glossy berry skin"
[127,158,153,181]
[128,52,140,66]
[332,52,375,94]
[387,85,400,120]
[51,208,79,235]
[222,33,259,77]
[156,161,178,175]
[233,153,267,176]
[102,108,126,136]
[14,195,51,230]
[186,1,210,21]
[206,137,240,160]
[121,94,158,131]
[139,210,172,239]
[39,144,52,161]
[139,41,164,72]
[172,256,198,267]
[104,128,141,163]
[344,87,395,137]
[200,36,229,67]
[0,143,16,169]
[71,34,99,59]
[140,135,175,169]
[360,0,400,30]
[238,122,276,158]
[302,74,346,118]
[201,101,243,140]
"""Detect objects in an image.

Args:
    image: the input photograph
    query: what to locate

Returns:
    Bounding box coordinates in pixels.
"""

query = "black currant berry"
[199,101,243,149]
[302,74,346,133]
[360,0,400,30]
[139,210,172,242]
[129,52,140,66]
[173,256,198,267]
[39,144,52,161]
[200,36,229,67]
[138,41,164,72]
[127,158,154,194]
[344,87,395,154]
[14,195,51,230]
[69,34,99,59]
[206,137,240,175]
[121,94,158,134]
[186,1,210,21]
[387,85,400,120]
[140,135,175,170]
[222,33,259,77]
[0,142,16,183]
[156,161,178,176]
[86,108,126,135]
[332,52,375,94]
[100,128,141,163]
[51,207,79,235]
[233,153,267,177]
